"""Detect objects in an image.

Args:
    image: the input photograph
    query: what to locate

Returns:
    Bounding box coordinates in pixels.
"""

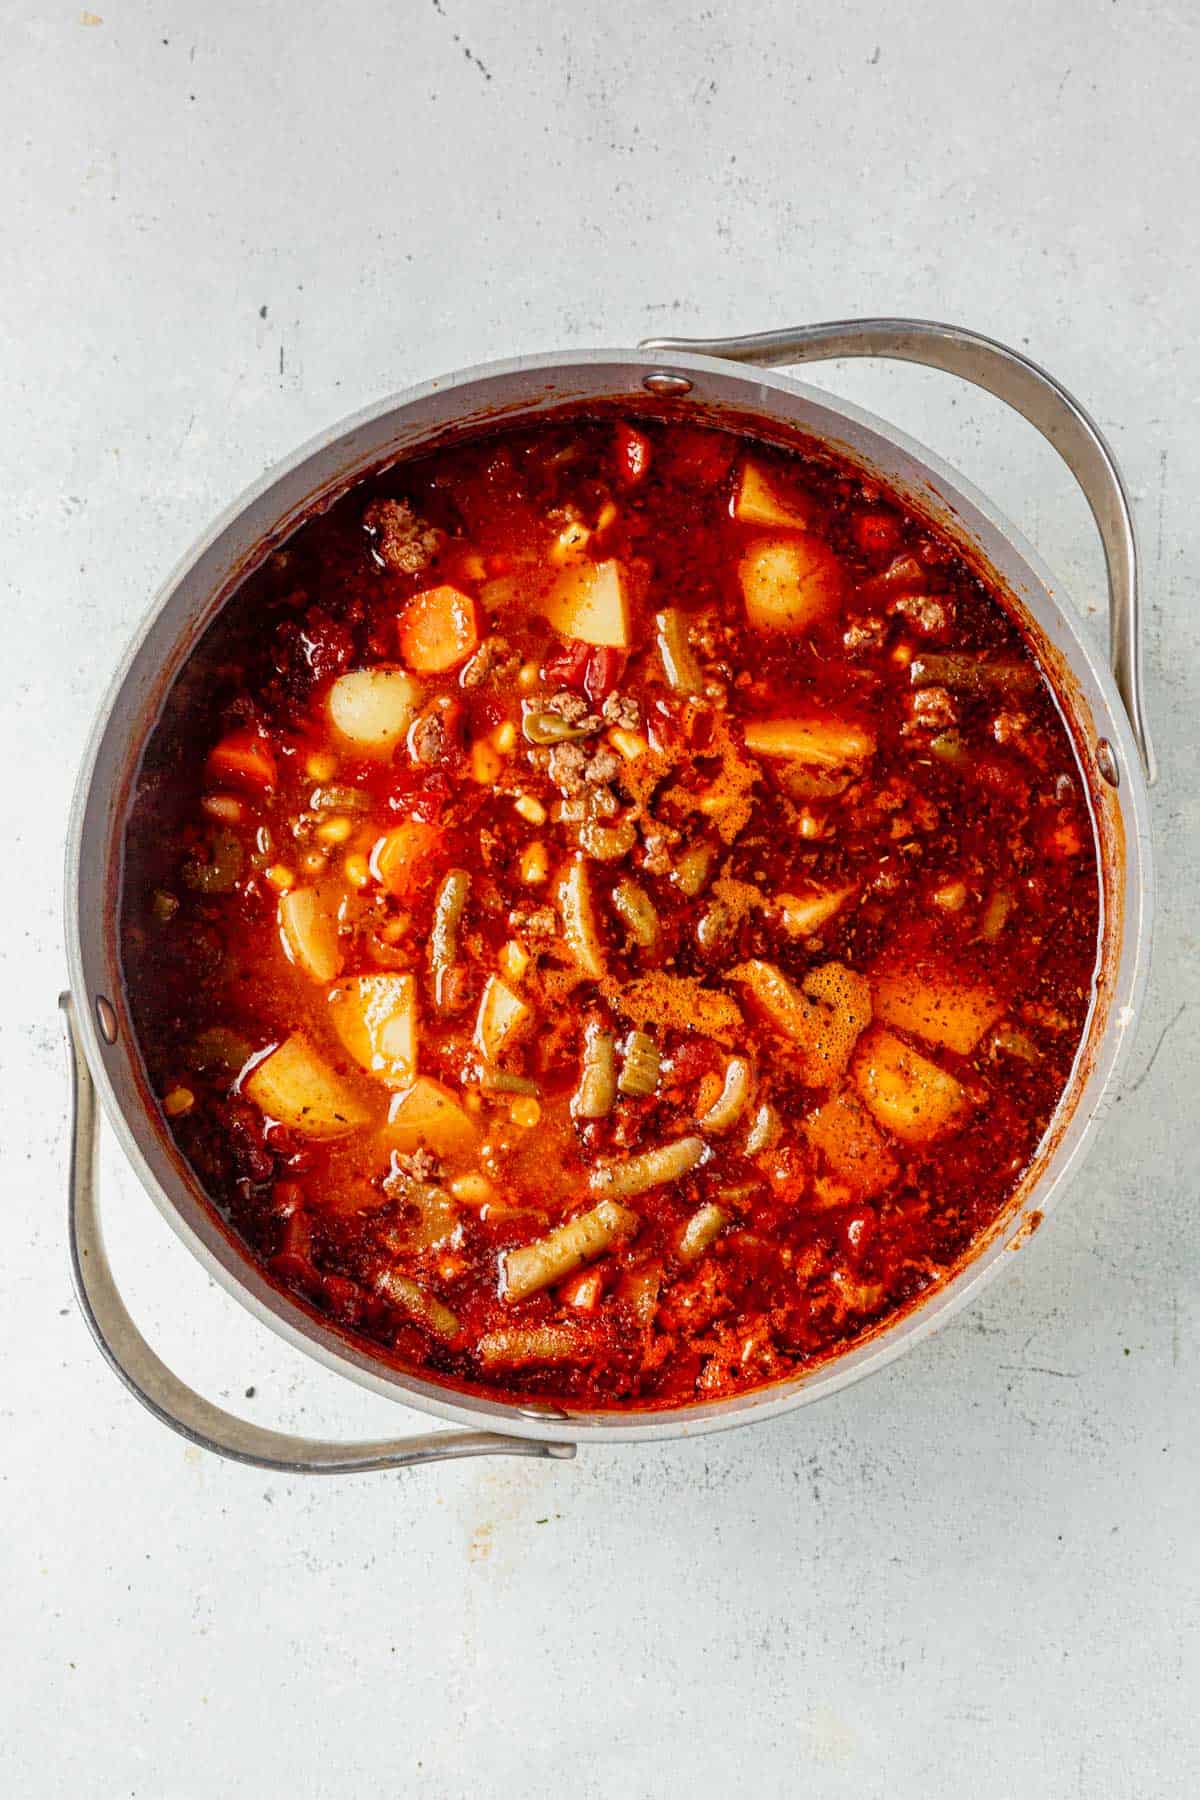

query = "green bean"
[589,1135,706,1198]
[479,1066,541,1096]
[309,783,370,812]
[979,887,1014,940]
[611,879,661,950]
[183,827,242,894]
[502,1200,637,1301]
[911,653,1038,698]
[522,709,597,745]
[743,1100,781,1156]
[677,1202,728,1265]
[673,843,715,898]
[696,1056,753,1134]
[696,898,733,953]
[929,731,969,767]
[991,1023,1040,1063]
[618,1030,661,1098]
[573,1022,617,1118]
[187,1027,253,1079]
[377,1271,460,1341]
[656,608,704,695]
[429,869,470,975]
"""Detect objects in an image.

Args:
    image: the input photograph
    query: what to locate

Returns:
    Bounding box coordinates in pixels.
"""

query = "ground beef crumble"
[363,499,441,575]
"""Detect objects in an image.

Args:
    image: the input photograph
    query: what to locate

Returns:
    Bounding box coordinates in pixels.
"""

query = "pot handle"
[640,318,1156,786]
[60,994,576,1474]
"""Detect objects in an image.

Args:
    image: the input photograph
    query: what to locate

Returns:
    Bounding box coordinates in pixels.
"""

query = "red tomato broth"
[119,417,1101,1408]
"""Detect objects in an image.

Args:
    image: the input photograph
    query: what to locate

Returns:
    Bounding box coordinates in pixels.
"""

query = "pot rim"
[64,345,1155,1444]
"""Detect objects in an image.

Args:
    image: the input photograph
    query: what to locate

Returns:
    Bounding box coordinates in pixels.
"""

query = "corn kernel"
[797,810,824,840]
[493,719,517,754]
[931,879,968,912]
[470,738,502,784]
[449,1172,498,1205]
[305,751,338,781]
[891,642,913,669]
[517,661,541,693]
[608,728,647,761]
[548,520,590,564]
[459,551,487,582]
[201,792,244,823]
[380,913,409,943]
[265,863,296,892]
[499,939,530,984]
[596,499,619,532]
[163,1086,194,1117]
[519,841,549,885]
[464,1091,484,1114]
[514,793,547,826]
[509,1096,542,1129]
[315,814,354,846]
[300,849,328,876]
[343,852,371,888]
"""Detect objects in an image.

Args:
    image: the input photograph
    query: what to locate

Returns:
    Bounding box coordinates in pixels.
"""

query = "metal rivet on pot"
[94,995,118,1044]
[1095,739,1120,788]
[517,1403,571,1422]
[642,371,693,397]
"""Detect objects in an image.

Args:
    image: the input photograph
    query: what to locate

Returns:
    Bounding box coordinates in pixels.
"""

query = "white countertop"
[3,3,1196,1794]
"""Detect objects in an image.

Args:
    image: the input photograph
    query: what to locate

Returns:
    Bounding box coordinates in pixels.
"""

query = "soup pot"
[63,319,1156,1473]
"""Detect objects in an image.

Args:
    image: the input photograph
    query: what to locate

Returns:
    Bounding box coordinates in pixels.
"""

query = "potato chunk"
[732,460,811,530]
[386,1075,478,1160]
[474,975,530,1062]
[243,1033,370,1138]
[743,716,876,769]
[542,558,630,647]
[738,534,841,633]
[873,964,1003,1056]
[327,667,420,753]
[852,1028,967,1143]
[803,1091,898,1198]
[556,855,606,977]
[278,885,343,984]
[728,959,872,1087]
[328,973,418,1087]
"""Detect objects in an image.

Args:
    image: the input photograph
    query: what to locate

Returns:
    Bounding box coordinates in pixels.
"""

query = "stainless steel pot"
[63,319,1156,1472]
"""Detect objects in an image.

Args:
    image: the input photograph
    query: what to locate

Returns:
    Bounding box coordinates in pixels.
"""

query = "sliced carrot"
[372,819,442,898]
[206,729,277,792]
[398,585,480,674]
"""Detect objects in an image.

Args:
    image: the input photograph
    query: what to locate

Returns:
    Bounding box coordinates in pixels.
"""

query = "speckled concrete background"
[3,3,1196,1795]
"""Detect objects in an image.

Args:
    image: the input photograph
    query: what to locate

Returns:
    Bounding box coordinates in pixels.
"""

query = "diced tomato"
[543,637,592,692]
[558,1267,604,1311]
[373,819,442,897]
[206,729,277,792]
[850,509,901,557]
[388,769,452,823]
[296,606,355,684]
[972,754,1030,809]
[584,646,627,702]
[666,427,736,488]
[613,423,651,488]
[398,584,480,674]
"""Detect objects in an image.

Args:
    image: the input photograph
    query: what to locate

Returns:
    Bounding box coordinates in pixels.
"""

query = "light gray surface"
[2,3,1196,1795]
